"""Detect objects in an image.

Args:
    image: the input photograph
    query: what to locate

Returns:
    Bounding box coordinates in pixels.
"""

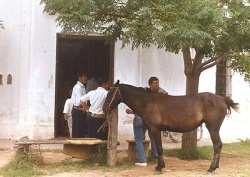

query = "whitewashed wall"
[199,67,250,142]
[114,45,186,142]
[0,0,60,139]
[0,0,249,142]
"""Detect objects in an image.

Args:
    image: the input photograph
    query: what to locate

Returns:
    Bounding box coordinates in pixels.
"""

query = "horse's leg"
[207,127,223,173]
[151,129,165,174]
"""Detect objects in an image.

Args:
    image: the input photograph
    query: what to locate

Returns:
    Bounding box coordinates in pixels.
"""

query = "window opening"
[7,74,12,85]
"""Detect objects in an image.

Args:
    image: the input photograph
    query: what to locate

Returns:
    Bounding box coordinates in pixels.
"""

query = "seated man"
[80,78,110,140]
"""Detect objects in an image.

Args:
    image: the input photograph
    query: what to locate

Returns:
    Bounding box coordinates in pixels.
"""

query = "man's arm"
[81,102,89,112]
[80,92,91,112]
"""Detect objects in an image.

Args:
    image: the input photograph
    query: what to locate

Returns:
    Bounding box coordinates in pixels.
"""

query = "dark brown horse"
[103,80,239,174]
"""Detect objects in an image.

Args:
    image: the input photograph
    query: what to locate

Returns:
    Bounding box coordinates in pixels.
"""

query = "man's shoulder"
[158,87,168,94]
[65,98,72,105]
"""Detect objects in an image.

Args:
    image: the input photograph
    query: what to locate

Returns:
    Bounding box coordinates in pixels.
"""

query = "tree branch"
[192,48,204,73]
[200,56,225,72]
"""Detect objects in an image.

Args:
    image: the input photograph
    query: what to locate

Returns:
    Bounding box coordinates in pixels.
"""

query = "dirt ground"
[1,139,250,177]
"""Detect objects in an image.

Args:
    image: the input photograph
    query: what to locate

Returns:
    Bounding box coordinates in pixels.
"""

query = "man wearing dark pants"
[71,71,88,138]
[80,78,110,140]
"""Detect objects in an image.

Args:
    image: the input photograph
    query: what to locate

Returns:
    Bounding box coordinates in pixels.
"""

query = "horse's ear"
[113,80,120,87]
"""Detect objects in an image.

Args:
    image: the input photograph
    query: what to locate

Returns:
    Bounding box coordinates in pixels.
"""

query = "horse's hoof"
[205,171,215,175]
[154,169,163,175]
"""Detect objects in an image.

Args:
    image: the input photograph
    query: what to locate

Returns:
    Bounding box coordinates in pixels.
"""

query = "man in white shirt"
[71,71,88,138]
[80,78,110,140]
[63,89,73,138]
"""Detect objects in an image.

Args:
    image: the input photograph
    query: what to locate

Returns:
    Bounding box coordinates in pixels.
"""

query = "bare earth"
[0,139,250,177]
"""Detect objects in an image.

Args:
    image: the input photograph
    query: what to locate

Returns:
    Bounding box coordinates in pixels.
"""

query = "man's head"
[77,71,88,84]
[148,76,160,91]
[98,78,110,91]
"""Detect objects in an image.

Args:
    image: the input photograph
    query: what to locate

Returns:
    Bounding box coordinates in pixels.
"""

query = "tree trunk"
[107,107,119,166]
[181,73,200,151]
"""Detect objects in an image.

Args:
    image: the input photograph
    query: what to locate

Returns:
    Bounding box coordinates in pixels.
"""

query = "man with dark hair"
[71,71,88,138]
[80,78,110,140]
[146,76,168,158]
[148,76,168,94]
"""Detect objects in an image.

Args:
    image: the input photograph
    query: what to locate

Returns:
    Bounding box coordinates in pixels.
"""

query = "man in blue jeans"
[126,109,147,167]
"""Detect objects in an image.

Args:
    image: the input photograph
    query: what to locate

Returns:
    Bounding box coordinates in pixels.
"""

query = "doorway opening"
[55,34,114,138]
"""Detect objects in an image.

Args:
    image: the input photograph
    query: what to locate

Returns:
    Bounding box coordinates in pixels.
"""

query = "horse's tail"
[225,97,239,114]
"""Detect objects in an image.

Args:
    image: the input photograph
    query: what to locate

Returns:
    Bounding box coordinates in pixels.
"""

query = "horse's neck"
[120,85,147,114]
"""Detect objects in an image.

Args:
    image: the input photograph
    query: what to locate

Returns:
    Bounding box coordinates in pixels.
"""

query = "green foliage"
[231,54,250,82]
[40,0,250,81]
[0,160,45,177]
[164,140,250,160]
[0,150,131,177]
[164,146,213,160]
[0,150,45,177]
[222,140,250,158]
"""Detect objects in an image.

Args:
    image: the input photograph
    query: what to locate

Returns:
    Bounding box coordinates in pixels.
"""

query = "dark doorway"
[55,34,114,138]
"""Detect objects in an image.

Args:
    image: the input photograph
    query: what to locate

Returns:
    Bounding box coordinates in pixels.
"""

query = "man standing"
[80,78,110,140]
[126,109,147,167]
[147,76,168,158]
[71,71,88,138]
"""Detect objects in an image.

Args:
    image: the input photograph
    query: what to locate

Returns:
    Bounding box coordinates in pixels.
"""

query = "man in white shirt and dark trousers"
[80,78,110,140]
[71,71,88,138]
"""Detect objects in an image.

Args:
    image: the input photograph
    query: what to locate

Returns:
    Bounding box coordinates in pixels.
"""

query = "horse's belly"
[162,116,202,133]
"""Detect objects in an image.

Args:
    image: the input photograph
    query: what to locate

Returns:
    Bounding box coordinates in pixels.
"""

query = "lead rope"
[97,87,119,134]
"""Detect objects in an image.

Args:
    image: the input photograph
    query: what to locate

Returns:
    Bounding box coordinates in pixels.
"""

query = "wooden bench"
[14,138,108,159]
[126,140,151,161]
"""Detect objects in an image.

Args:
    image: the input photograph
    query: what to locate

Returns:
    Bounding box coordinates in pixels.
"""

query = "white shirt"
[80,87,108,114]
[63,98,73,115]
[71,81,86,106]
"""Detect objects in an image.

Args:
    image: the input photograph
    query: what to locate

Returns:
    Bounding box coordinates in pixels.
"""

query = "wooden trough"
[63,138,107,159]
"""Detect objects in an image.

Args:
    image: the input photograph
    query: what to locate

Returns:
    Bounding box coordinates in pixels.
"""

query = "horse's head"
[103,80,123,115]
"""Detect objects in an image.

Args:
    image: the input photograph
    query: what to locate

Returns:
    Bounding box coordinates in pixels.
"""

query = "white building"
[0,0,249,142]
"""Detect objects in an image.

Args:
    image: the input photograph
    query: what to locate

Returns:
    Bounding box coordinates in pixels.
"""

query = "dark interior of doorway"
[55,35,114,138]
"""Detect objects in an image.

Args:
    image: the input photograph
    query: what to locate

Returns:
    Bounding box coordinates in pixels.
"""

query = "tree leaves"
[40,0,250,81]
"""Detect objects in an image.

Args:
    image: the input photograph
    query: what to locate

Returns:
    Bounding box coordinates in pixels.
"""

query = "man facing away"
[71,71,88,138]
[80,78,110,140]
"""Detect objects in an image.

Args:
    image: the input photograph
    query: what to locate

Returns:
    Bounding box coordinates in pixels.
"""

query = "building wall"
[0,0,60,139]
[0,0,249,142]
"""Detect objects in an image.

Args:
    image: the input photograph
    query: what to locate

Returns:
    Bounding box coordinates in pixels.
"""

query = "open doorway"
[55,34,114,138]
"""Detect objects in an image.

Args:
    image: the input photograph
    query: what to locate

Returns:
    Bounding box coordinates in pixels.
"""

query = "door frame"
[54,33,114,138]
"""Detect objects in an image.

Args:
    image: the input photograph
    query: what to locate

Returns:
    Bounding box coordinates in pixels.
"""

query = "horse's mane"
[138,87,148,91]
[120,84,164,96]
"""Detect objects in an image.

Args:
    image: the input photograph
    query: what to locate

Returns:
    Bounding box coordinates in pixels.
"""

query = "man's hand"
[126,109,134,114]
[64,114,68,120]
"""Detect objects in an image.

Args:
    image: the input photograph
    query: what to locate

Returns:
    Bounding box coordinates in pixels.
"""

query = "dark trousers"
[87,114,108,140]
[72,108,87,138]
